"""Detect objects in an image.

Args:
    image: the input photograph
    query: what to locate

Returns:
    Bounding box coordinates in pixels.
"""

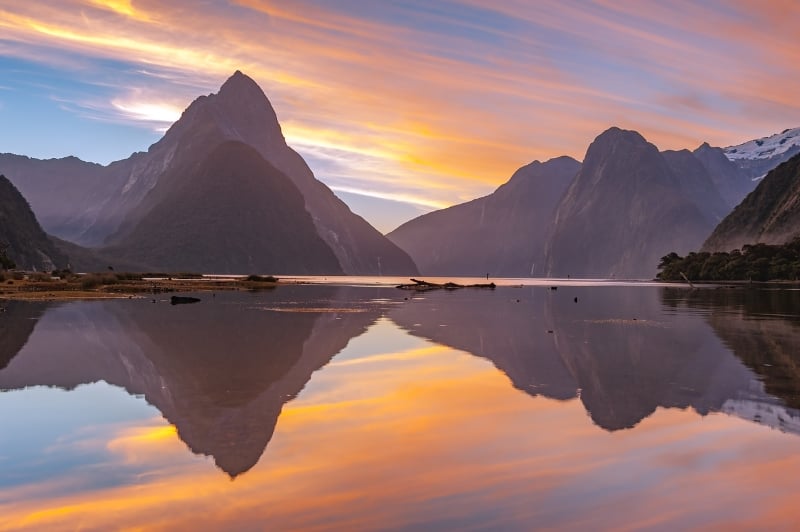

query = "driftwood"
[396,278,496,291]
[170,295,201,305]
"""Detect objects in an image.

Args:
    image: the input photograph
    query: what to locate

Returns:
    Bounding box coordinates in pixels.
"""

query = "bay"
[1,282,800,530]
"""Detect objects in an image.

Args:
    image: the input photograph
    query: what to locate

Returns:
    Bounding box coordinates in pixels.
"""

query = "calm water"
[2,283,800,530]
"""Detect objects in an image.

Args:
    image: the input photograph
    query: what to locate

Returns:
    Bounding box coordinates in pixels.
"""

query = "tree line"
[657,237,800,282]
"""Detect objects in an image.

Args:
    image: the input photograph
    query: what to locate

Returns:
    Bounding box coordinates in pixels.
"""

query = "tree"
[0,241,15,270]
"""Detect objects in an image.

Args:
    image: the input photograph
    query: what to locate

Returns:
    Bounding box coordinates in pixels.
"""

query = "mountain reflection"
[0,287,389,477]
[390,286,800,433]
[0,300,47,370]
[662,287,800,413]
[2,284,800,479]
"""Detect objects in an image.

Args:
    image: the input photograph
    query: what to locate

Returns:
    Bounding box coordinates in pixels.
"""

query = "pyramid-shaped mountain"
[105,141,342,274]
[1,72,417,275]
[0,175,67,271]
[387,156,580,276]
[703,152,800,252]
[103,71,417,274]
[545,127,715,278]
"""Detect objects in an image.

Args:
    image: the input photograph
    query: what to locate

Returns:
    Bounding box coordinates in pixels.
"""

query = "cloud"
[0,0,798,226]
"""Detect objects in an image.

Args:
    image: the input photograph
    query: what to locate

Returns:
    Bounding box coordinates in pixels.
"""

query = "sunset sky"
[1,1,798,231]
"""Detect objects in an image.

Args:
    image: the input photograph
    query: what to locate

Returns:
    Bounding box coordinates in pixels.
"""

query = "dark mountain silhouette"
[703,153,800,252]
[0,287,389,477]
[545,128,715,278]
[0,175,68,271]
[104,141,342,274]
[387,156,580,276]
[2,71,417,275]
[692,142,756,208]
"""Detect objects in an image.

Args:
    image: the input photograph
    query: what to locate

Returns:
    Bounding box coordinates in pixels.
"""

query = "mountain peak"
[696,141,712,151]
[594,126,647,145]
[218,70,265,100]
[583,127,652,166]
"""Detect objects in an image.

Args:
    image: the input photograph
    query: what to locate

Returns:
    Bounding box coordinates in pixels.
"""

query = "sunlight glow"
[111,98,183,126]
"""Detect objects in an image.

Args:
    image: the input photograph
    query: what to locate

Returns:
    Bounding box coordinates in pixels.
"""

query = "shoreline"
[2,273,799,302]
[0,276,280,301]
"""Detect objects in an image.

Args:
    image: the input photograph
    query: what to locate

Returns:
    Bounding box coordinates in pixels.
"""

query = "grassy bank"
[0,271,279,301]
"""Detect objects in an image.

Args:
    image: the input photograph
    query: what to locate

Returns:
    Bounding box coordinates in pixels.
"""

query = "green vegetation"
[79,273,122,290]
[0,241,15,270]
[657,237,800,282]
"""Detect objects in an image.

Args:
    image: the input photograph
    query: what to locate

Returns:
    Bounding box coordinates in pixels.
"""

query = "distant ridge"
[387,156,580,276]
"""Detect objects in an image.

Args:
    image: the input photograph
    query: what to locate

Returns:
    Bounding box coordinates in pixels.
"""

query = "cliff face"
[105,141,342,274]
[545,128,714,278]
[0,174,67,271]
[693,142,755,208]
[703,153,800,252]
[387,156,580,276]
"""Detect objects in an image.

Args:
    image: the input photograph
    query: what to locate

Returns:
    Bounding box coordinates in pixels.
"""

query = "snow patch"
[724,127,800,161]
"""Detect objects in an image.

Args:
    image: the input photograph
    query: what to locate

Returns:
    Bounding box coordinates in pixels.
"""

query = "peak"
[694,142,718,153]
[595,126,646,143]
[546,155,581,166]
[218,70,263,97]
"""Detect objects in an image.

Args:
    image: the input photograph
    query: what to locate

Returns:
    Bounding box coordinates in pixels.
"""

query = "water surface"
[2,284,800,529]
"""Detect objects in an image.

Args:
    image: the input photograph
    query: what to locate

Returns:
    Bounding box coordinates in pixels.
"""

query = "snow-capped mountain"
[724,127,800,180]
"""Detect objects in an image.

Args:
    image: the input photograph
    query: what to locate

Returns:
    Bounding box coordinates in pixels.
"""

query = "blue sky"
[0,1,798,232]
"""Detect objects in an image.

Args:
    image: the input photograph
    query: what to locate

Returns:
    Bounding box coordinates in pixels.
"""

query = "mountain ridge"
[545,127,715,278]
[1,71,417,275]
[387,156,580,276]
[0,174,68,271]
[702,152,800,252]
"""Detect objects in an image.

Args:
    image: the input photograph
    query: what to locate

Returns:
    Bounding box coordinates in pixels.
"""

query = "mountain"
[390,286,797,433]
[690,142,755,209]
[725,127,800,180]
[1,71,417,275]
[702,153,800,252]
[386,156,580,276]
[545,127,715,278]
[0,175,68,271]
[0,154,116,244]
[661,149,730,222]
[0,287,386,477]
[104,141,342,274]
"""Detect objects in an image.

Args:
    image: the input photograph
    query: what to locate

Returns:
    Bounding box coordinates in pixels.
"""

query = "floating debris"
[396,278,496,291]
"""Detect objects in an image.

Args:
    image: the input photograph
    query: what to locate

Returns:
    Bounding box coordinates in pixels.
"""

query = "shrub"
[79,273,119,290]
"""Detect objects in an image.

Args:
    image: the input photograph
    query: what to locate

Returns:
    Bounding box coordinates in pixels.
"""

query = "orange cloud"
[0,0,798,224]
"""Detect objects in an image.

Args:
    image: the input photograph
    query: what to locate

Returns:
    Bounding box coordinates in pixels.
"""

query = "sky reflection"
[2,287,800,529]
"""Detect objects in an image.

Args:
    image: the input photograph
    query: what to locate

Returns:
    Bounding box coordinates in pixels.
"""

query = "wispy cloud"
[0,0,798,228]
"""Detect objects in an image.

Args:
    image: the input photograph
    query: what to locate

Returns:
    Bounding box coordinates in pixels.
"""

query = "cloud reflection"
[4,314,800,530]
